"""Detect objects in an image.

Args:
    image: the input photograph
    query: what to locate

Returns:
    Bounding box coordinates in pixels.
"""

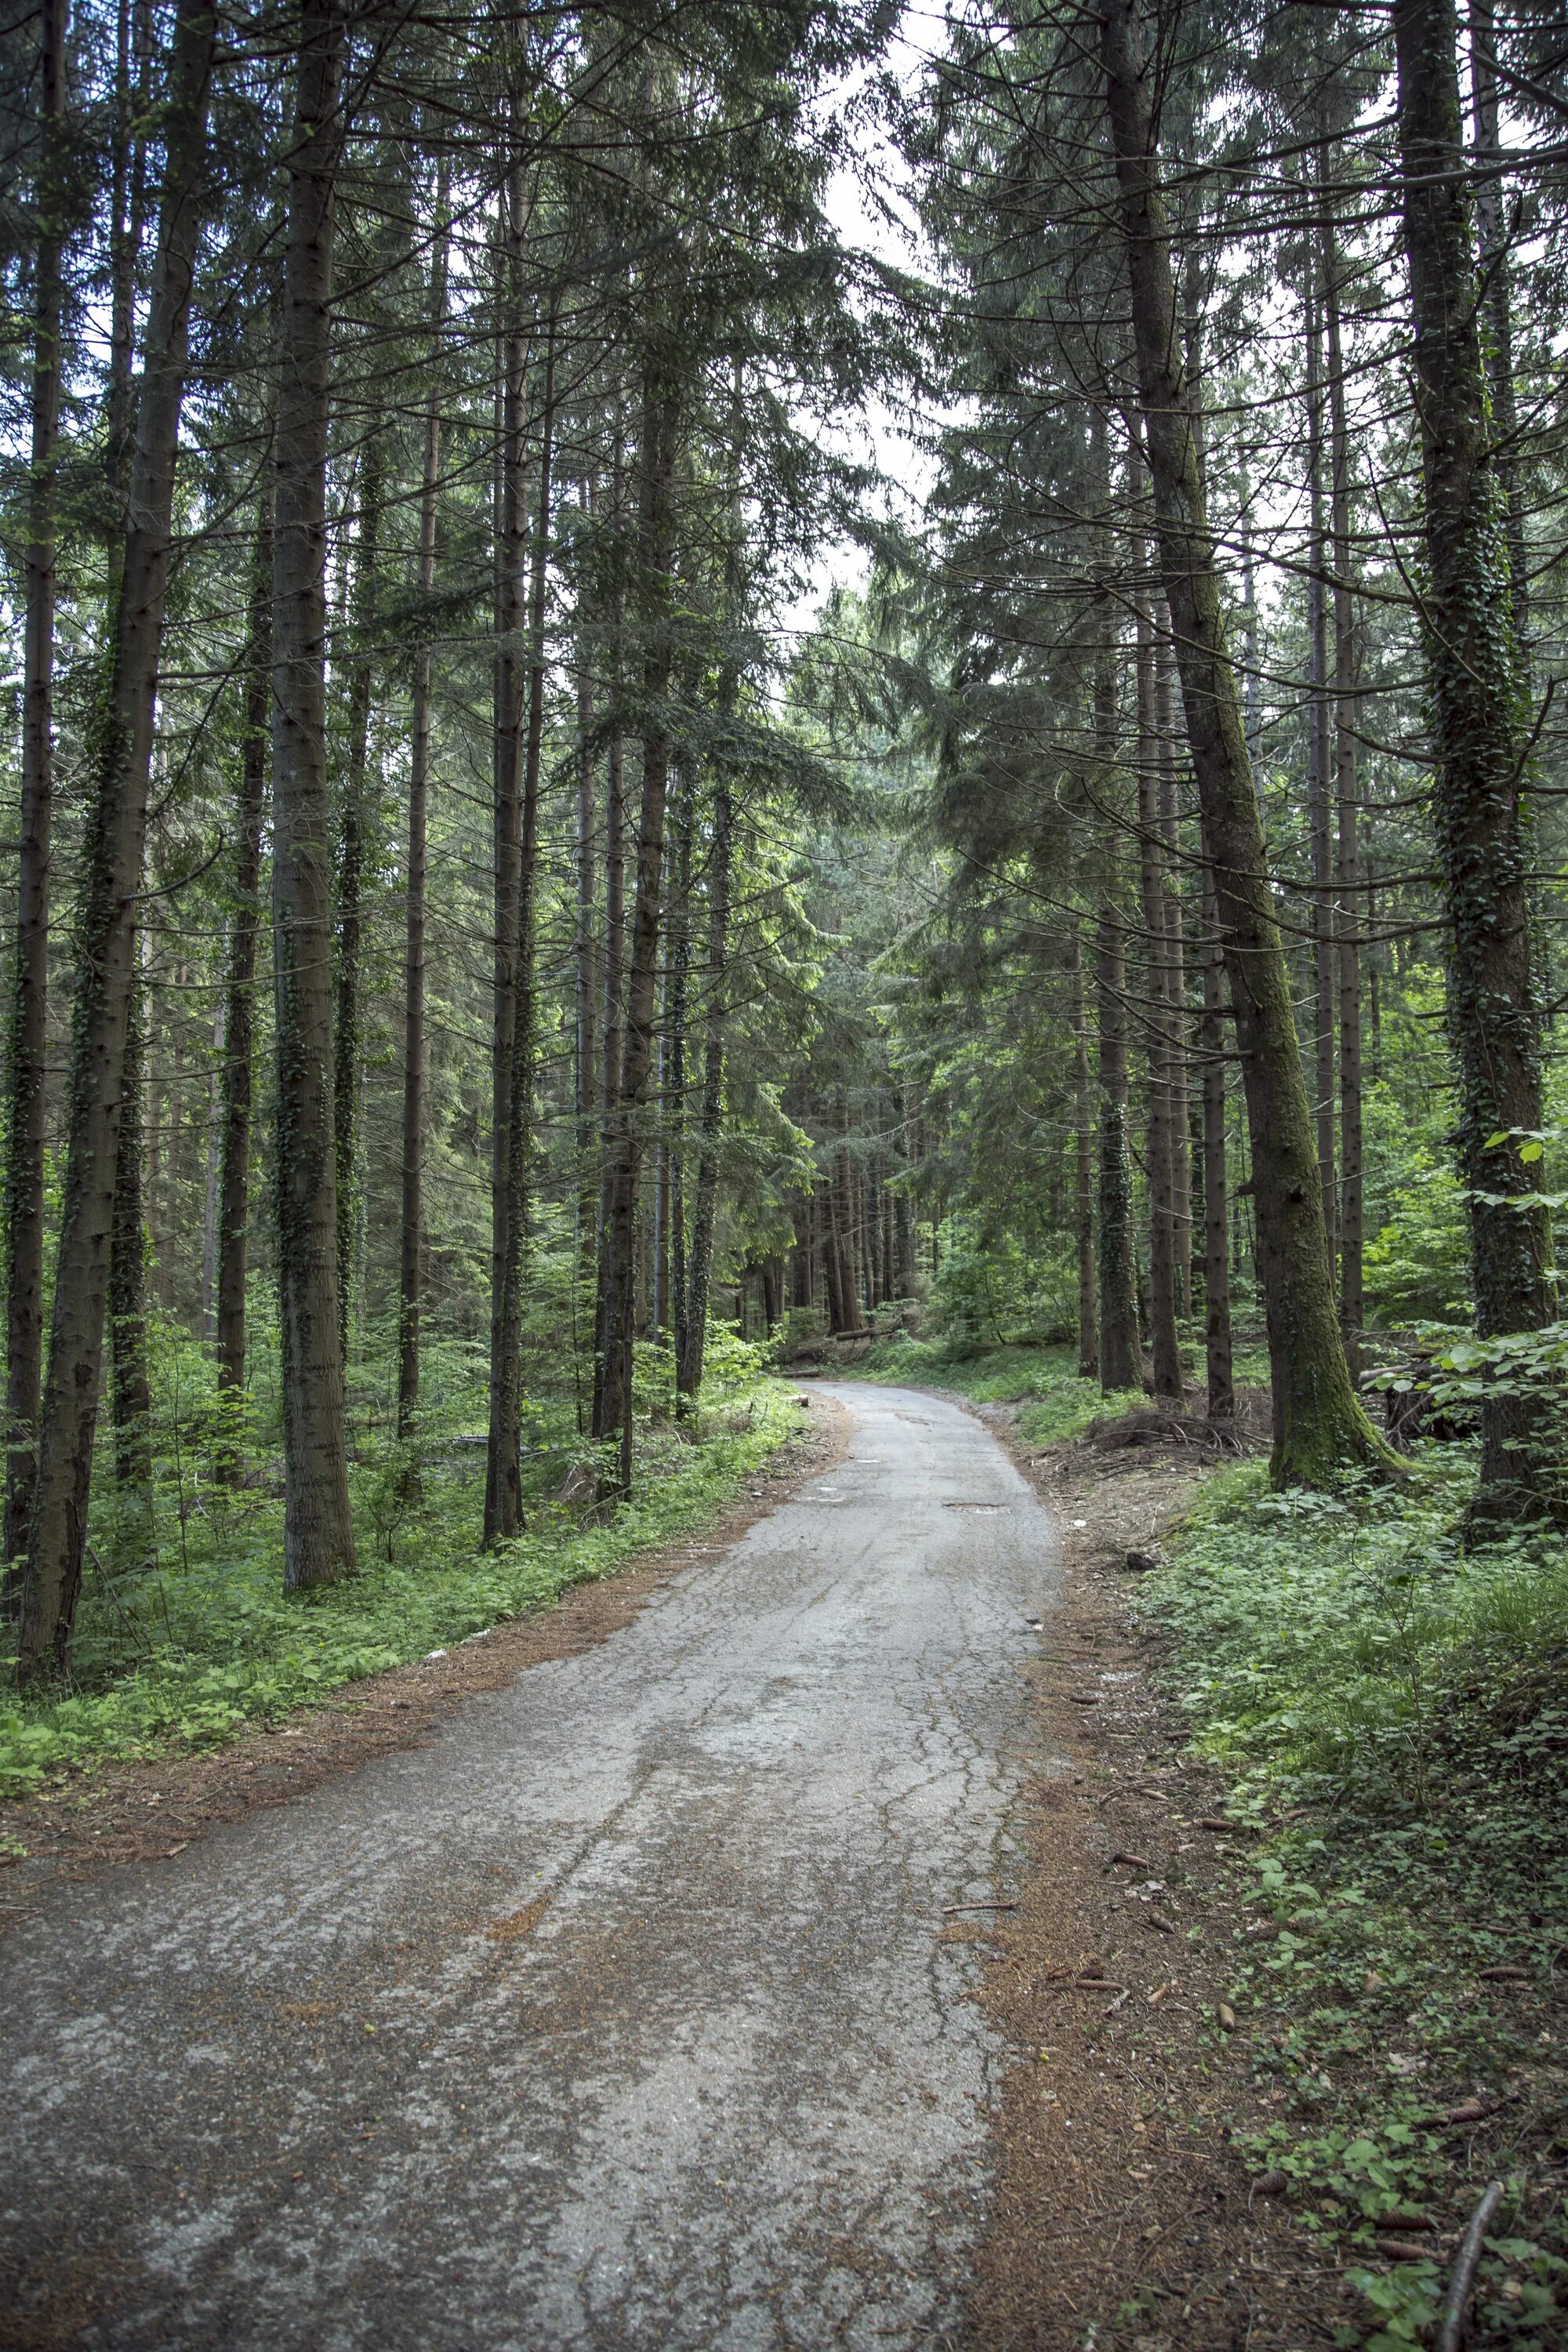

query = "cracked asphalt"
[1,1382,1060,2350]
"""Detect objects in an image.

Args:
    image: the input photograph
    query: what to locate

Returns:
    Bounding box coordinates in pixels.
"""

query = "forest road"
[1,1383,1060,2352]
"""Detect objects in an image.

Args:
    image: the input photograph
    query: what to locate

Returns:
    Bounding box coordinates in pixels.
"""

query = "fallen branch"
[942,1900,1018,1914]
[1413,2090,1517,2130]
[1436,2180,1503,2352]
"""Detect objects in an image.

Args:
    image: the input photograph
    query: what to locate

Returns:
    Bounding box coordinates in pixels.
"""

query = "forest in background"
[5,0,1568,1846]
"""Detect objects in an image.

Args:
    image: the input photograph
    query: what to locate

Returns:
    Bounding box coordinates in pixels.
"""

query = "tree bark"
[1091,408,1142,1396]
[678,784,731,1401]
[1097,878,1143,1395]
[666,768,691,1374]
[1468,0,1527,646]
[574,482,598,1285]
[1394,0,1555,1519]
[397,204,447,1456]
[110,945,152,1490]
[1100,0,1381,1483]
[591,417,628,1443]
[1069,924,1098,1379]
[820,1174,846,1339]
[592,714,626,1432]
[833,1106,866,1337]
[599,371,679,1489]
[1138,587,1182,1401]
[1305,253,1338,1265]
[1324,220,1364,1358]
[270,0,355,1591]
[15,0,217,1679]
[333,435,383,1361]
[215,503,270,1445]
[1156,623,1192,1323]
[1200,862,1234,1418]
[4,0,67,1574]
[487,306,555,1544]
[483,167,528,1544]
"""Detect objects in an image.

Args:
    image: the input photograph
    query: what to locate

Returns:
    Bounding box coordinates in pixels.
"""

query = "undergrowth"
[0,1331,794,1799]
[1149,1451,1568,2349]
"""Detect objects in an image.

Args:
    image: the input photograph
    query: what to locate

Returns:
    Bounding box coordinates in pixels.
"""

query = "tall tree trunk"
[15,0,217,1681]
[1100,0,1381,1483]
[1394,0,1555,1519]
[4,0,67,1574]
[652,1021,669,1344]
[201,988,223,1343]
[600,371,679,1490]
[1091,408,1142,1396]
[820,1171,846,1341]
[1098,872,1143,1396]
[1069,924,1098,1380]
[593,719,626,1430]
[1138,586,1182,1401]
[397,204,447,1456]
[678,783,731,1401]
[591,415,628,1441]
[1237,453,1263,779]
[833,1106,866,1337]
[110,948,152,1490]
[487,307,555,1543]
[666,768,691,1375]
[215,503,270,1464]
[897,1085,916,1295]
[107,0,142,502]
[270,0,355,1592]
[1200,863,1234,1418]
[333,437,383,1361]
[574,483,598,1284]
[1305,252,1338,1265]
[1324,219,1364,1359]
[1468,0,1526,647]
[483,168,528,1544]
[1157,629,1192,1323]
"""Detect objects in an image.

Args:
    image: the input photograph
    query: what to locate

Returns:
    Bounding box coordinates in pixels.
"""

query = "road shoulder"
[960,1405,1346,2351]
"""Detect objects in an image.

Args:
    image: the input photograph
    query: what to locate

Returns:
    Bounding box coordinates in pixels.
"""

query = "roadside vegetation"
[0,1318,790,1798]
[1153,1457,1568,2350]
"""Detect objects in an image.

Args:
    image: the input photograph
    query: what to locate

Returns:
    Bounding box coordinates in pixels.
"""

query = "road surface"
[1,1383,1060,2350]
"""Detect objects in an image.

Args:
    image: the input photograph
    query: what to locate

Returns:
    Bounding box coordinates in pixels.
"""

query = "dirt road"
[1,1385,1060,2350]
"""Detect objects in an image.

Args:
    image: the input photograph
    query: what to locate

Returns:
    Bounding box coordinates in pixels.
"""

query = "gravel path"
[1,1383,1060,2350]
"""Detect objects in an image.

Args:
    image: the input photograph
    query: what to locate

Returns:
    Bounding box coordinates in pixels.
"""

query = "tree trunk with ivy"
[1393,0,1555,1520]
[1101,0,1384,1484]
